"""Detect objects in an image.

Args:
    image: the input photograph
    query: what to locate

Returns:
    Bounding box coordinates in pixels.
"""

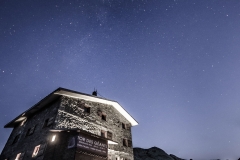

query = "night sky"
[1,0,240,159]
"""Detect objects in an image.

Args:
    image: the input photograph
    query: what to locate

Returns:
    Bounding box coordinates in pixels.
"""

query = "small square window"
[84,107,90,113]
[102,114,106,121]
[32,145,41,157]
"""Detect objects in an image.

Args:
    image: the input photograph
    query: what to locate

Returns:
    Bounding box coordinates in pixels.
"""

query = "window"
[107,131,113,140]
[126,124,130,130]
[32,145,40,157]
[15,153,21,160]
[15,152,24,160]
[101,130,106,138]
[43,117,54,128]
[122,123,126,129]
[12,134,20,144]
[84,106,90,113]
[97,110,102,116]
[20,118,27,126]
[123,138,127,147]
[128,140,132,147]
[42,119,49,128]
[102,113,106,121]
[26,125,36,136]
[36,144,46,157]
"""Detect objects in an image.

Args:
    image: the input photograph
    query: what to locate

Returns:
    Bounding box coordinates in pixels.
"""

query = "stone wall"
[55,96,134,160]
[0,100,60,160]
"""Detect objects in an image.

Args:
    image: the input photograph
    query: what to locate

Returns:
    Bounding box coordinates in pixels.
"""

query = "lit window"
[32,145,40,157]
[15,152,25,160]
[20,118,27,126]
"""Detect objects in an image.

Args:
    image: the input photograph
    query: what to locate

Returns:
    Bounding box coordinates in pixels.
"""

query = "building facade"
[0,88,138,160]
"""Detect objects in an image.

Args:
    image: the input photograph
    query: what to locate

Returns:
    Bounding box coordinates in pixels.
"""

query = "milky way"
[1,0,240,159]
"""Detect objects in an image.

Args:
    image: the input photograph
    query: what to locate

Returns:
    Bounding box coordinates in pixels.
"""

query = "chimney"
[92,90,97,96]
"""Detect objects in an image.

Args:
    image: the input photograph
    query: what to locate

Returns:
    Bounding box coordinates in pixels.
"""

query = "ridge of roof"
[4,87,138,128]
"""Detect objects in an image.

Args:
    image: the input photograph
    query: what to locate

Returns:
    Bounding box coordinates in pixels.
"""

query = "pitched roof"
[4,87,138,128]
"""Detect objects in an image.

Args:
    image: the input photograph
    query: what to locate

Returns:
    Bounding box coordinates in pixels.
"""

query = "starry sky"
[1,0,240,159]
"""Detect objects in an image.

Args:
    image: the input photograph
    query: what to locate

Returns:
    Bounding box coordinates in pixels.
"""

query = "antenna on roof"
[92,88,97,96]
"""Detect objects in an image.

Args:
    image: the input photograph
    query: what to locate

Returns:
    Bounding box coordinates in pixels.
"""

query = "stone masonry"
[0,88,137,160]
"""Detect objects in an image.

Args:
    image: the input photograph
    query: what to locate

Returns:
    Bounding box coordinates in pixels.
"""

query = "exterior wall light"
[51,135,56,142]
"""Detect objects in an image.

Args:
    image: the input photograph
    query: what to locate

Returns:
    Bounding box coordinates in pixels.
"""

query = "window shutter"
[37,144,46,156]
[47,117,54,126]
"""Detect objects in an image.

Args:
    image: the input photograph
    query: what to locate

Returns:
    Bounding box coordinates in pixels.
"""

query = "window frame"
[84,106,91,113]
[32,145,41,157]
[101,113,106,121]
[123,138,128,147]
[26,125,36,136]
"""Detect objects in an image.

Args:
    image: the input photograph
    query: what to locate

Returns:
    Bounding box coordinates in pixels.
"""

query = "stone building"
[0,88,138,160]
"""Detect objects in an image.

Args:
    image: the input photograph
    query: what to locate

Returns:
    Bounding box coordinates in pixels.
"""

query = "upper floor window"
[122,139,132,147]
[42,117,54,128]
[32,145,40,157]
[128,140,132,147]
[20,118,27,126]
[15,152,25,160]
[84,106,90,113]
[102,113,107,121]
[32,144,46,157]
[122,123,130,130]
[26,125,36,136]
[123,138,127,147]
[122,123,126,129]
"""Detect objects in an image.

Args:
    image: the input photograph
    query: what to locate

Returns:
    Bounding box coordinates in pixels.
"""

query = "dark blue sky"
[1,0,240,159]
